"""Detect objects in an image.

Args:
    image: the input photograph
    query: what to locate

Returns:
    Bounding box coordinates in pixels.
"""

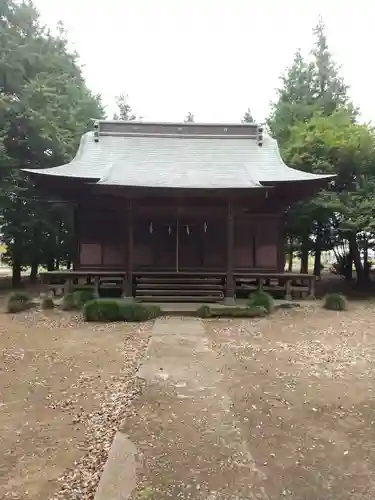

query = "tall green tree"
[284,111,375,283]
[310,17,355,116]
[242,108,255,123]
[113,93,137,120]
[0,0,104,286]
[268,17,357,276]
[267,49,315,146]
[184,112,195,123]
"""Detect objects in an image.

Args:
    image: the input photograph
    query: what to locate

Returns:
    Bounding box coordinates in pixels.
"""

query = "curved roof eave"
[21,128,335,187]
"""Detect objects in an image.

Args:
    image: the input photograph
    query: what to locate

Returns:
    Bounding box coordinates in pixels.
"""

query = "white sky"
[33,0,375,124]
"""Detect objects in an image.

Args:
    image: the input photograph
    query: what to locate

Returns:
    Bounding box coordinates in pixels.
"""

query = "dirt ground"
[0,308,153,500]
[204,303,375,499]
[122,303,375,500]
[2,301,375,499]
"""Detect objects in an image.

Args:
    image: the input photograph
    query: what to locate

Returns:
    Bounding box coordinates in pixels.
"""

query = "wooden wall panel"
[76,201,285,272]
[201,219,226,269]
[102,244,125,266]
[254,217,278,269]
[234,218,254,268]
[80,243,102,266]
[78,203,127,242]
[77,203,128,268]
[133,217,154,267]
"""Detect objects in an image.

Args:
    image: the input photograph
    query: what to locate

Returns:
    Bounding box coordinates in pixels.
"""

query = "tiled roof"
[23,121,333,188]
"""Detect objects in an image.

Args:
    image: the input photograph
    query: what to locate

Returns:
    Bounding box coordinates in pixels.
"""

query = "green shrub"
[61,292,79,311]
[122,303,161,321]
[196,305,211,318]
[73,289,95,307]
[41,296,54,310]
[7,300,33,313]
[323,293,348,311]
[7,291,33,313]
[8,291,32,303]
[196,305,267,318]
[211,306,267,318]
[84,298,123,321]
[61,290,95,311]
[248,291,275,314]
[83,299,162,322]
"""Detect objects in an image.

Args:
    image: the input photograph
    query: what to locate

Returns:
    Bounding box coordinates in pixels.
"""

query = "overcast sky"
[33,0,375,124]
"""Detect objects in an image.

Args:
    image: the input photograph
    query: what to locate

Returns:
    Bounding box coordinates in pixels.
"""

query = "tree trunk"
[363,238,371,282]
[348,234,364,285]
[300,237,309,274]
[47,259,55,271]
[12,261,22,288]
[313,225,323,278]
[29,261,38,284]
[345,250,353,281]
[287,238,293,272]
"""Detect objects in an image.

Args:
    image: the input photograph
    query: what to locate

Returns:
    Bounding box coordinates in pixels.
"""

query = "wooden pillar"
[126,201,134,297]
[225,202,235,305]
[277,211,286,272]
[176,213,179,272]
[72,203,78,270]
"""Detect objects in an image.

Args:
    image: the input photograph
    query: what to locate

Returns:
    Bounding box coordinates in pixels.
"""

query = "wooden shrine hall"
[26,120,333,302]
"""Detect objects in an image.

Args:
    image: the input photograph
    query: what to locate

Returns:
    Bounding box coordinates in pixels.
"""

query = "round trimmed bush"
[323,293,348,311]
[83,299,162,322]
[41,296,54,310]
[83,298,124,322]
[61,292,78,311]
[248,291,275,314]
[7,300,32,313]
[73,289,96,307]
[8,291,32,303]
[7,291,33,313]
[196,305,211,318]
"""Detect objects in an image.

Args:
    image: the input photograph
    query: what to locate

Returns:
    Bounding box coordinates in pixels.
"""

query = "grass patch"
[196,305,267,318]
[323,292,348,311]
[276,302,301,310]
[83,298,162,322]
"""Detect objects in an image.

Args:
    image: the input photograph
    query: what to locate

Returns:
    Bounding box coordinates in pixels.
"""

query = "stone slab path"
[116,317,269,499]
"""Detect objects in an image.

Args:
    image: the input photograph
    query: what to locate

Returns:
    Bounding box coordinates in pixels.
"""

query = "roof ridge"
[98,120,260,127]
[98,131,259,140]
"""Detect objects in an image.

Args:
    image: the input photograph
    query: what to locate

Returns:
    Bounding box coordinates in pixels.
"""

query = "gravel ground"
[205,302,375,499]
[0,308,152,500]
[2,301,375,499]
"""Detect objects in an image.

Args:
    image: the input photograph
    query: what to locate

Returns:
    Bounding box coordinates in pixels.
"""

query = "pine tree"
[242,108,255,123]
[113,94,137,121]
[310,17,355,116]
[267,18,356,276]
[184,112,195,123]
[267,49,315,146]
